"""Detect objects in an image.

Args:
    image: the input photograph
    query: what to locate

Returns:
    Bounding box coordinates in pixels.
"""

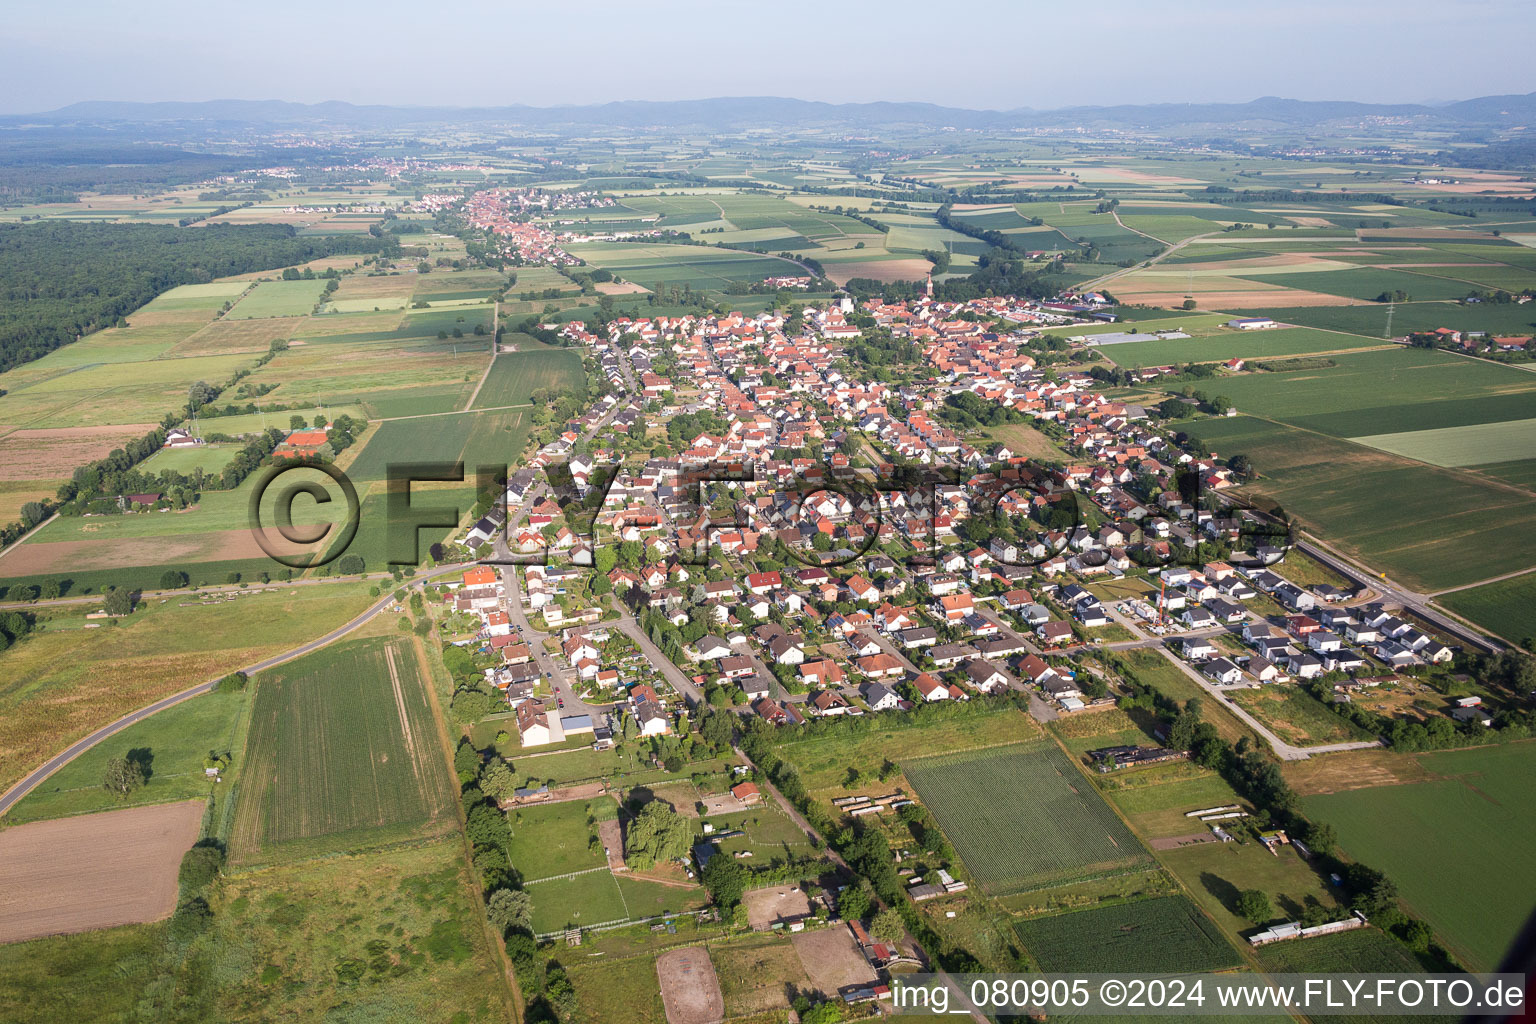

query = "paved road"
[612,611,702,707]
[1149,644,1380,761]
[0,562,473,817]
[1079,229,1218,294]
[489,388,627,716]
[1296,537,1500,654]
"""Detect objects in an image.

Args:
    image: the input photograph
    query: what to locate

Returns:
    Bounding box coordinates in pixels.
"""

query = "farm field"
[1256,925,1430,974]
[343,405,532,484]
[0,580,378,798]
[0,425,160,481]
[1437,573,1536,644]
[563,242,806,291]
[1265,927,1431,976]
[1349,416,1536,468]
[225,279,329,318]
[1014,895,1240,973]
[1186,347,1536,439]
[240,337,487,415]
[1095,327,1387,367]
[166,315,303,356]
[509,265,584,295]
[1095,765,1249,840]
[0,800,203,943]
[1241,300,1536,338]
[138,281,250,311]
[902,740,1151,894]
[1257,927,1457,1024]
[230,635,456,864]
[1303,742,1536,971]
[0,348,255,429]
[471,344,584,409]
[1186,416,1536,591]
[7,685,249,824]
[0,461,378,591]
[0,923,165,1023]
[770,706,1036,794]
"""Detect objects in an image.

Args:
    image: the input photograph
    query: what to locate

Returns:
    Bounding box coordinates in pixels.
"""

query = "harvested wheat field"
[825,257,931,285]
[656,947,724,1024]
[0,800,202,943]
[1117,287,1356,308]
[0,425,159,480]
[0,530,271,576]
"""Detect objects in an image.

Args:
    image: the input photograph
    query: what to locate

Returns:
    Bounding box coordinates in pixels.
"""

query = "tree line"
[0,221,387,374]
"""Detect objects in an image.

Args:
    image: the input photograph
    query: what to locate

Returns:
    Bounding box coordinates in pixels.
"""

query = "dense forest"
[0,221,388,373]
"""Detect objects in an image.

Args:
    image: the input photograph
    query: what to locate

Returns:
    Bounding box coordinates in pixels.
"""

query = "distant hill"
[24,93,1536,132]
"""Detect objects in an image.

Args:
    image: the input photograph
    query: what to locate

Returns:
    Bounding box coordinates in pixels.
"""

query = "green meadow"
[1304,743,1536,971]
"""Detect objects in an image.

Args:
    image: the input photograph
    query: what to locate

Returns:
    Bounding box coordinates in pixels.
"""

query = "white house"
[1203,658,1244,685]
[860,682,902,712]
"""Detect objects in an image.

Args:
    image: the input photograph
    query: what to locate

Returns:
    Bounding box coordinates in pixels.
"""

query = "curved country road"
[0,562,473,818]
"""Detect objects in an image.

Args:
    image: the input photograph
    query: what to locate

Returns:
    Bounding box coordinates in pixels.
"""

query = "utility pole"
[1383,301,1395,340]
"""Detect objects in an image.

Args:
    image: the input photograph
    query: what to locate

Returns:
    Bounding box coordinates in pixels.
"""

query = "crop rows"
[902,740,1150,894]
[1015,896,1241,973]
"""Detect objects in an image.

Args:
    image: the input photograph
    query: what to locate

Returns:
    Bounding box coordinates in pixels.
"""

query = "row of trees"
[1111,652,1459,963]
[0,221,384,374]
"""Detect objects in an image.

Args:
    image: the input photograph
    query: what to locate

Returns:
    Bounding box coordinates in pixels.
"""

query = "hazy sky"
[3,0,1531,114]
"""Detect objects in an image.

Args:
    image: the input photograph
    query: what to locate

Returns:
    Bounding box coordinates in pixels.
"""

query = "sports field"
[231,635,456,863]
[1014,896,1239,973]
[903,740,1150,894]
[1303,742,1536,971]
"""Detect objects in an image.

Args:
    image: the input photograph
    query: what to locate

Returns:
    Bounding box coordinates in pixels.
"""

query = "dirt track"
[744,885,811,931]
[793,926,879,998]
[0,800,203,943]
[656,946,724,1024]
